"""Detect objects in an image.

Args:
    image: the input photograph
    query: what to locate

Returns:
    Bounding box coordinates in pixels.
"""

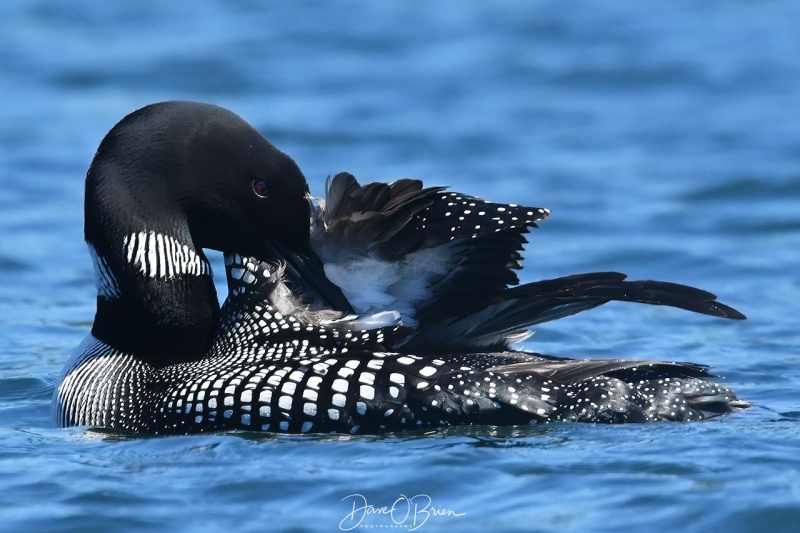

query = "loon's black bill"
[264,237,354,313]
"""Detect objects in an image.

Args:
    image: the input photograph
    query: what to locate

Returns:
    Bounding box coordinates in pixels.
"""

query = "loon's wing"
[310,172,547,324]
[403,271,746,352]
[307,173,744,352]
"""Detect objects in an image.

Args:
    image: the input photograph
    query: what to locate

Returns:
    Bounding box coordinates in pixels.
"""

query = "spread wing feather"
[307,173,744,353]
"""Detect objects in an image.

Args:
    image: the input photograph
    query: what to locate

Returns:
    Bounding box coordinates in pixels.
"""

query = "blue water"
[1,1,799,531]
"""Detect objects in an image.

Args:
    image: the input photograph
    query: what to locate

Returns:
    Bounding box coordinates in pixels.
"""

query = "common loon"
[53,101,748,435]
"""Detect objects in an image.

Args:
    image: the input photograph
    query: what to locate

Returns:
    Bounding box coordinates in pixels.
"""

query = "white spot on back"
[419,366,437,377]
[360,385,375,400]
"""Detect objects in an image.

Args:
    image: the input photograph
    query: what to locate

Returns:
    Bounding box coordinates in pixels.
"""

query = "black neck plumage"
[85,158,220,368]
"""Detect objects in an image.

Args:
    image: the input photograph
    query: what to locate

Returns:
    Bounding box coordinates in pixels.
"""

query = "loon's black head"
[84,101,316,366]
[86,101,311,258]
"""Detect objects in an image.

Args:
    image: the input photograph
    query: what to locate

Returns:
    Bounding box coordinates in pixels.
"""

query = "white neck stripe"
[123,231,211,279]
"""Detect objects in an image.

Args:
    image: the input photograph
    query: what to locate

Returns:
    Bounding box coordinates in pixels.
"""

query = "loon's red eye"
[253,179,268,198]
